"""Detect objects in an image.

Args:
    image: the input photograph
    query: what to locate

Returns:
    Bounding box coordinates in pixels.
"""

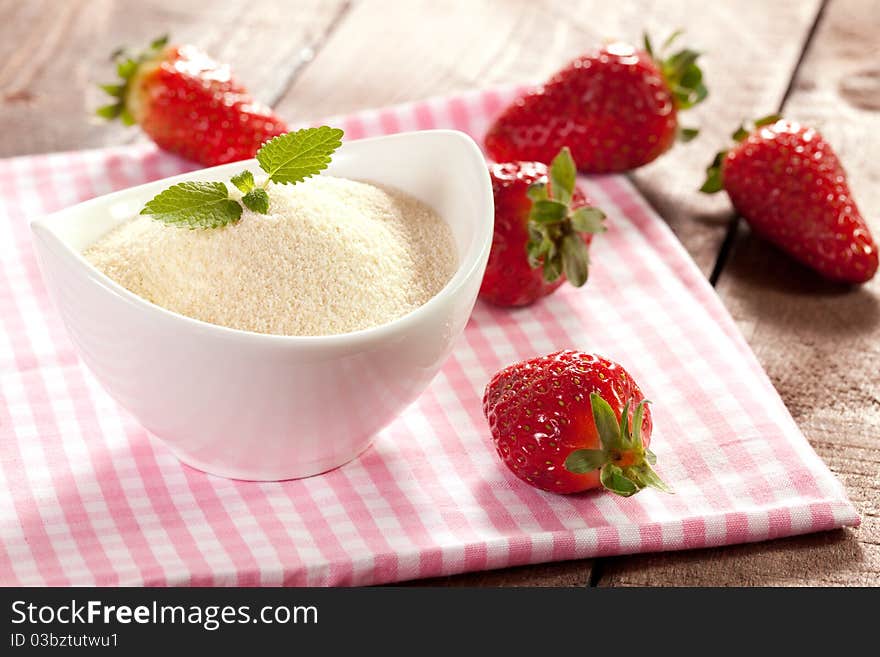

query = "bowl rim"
[31,129,494,347]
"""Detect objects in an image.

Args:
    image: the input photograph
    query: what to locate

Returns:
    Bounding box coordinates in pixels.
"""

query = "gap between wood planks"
[263,1,353,107]
[706,0,830,288]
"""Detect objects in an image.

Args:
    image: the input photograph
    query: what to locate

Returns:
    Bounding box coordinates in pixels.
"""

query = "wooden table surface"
[2,0,877,586]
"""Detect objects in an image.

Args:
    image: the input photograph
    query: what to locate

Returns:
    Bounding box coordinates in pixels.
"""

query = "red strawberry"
[485,32,707,173]
[97,36,288,166]
[701,116,878,284]
[483,350,669,496]
[481,147,606,306]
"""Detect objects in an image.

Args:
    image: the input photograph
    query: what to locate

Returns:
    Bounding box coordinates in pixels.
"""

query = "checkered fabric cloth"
[0,87,858,585]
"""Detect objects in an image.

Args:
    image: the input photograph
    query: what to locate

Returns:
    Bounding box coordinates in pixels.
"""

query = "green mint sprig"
[140,126,344,229]
[140,182,242,229]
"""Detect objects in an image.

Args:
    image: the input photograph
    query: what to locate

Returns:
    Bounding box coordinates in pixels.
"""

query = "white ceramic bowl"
[31,130,493,480]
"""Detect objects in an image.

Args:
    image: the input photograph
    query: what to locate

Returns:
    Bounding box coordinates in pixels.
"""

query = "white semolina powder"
[84,176,458,336]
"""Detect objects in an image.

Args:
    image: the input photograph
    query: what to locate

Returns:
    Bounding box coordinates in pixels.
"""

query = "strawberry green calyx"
[699,151,726,194]
[700,114,783,193]
[643,31,708,141]
[96,35,169,125]
[526,148,606,287]
[564,393,671,497]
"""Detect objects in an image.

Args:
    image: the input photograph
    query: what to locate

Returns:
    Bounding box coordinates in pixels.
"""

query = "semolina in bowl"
[30,130,494,480]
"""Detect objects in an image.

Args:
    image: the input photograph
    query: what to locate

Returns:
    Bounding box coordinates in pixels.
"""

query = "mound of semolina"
[84,176,457,336]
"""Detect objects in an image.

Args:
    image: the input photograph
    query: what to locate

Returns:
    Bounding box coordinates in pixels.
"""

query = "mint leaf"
[140,182,242,229]
[138,125,346,230]
[231,170,255,193]
[242,188,269,214]
[257,126,344,185]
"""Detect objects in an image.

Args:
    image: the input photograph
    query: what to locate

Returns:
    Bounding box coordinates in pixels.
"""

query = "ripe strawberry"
[701,116,878,284]
[485,32,707,173]
[483,350,669,496]
[481,147,606,306]
[97,36,288,166]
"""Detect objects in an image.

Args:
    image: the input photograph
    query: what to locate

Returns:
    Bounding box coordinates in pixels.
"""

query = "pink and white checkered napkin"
[0,87,858,586]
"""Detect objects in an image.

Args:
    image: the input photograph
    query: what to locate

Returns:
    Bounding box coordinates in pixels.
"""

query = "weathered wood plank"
[0,0,347,157]
[601,0,880,586]
[276,0,821,274]
[601,530,873,587]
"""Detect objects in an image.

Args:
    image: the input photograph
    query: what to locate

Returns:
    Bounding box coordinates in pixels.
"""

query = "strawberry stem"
[700,151,726,194]
[700,115,785,194]
[647,30,708,111]
[96,35,170,124]
[563,394,671,497]
[525,148,606,287]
